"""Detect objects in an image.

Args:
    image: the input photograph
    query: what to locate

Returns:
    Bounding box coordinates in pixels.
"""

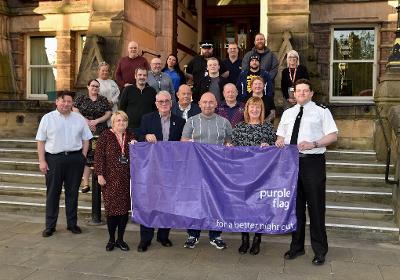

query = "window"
[27,36,57,99]
[76,34,86,79]
[330,27,377,102]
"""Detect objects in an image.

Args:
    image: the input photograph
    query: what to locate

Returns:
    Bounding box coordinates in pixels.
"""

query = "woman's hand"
[98,175,106,187]
[225,143,233,147]
[130,139,138,144]
[260,143,269,147]
[275,137,285,148]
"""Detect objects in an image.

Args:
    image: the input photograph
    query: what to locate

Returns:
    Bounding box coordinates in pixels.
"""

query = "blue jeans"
[187,229,221,239]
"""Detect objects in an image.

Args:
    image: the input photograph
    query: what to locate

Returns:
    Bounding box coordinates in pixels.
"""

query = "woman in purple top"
[162,54,186,93]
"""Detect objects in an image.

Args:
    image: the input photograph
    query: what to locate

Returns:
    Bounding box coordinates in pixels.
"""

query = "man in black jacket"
[136,90,185,252]
[119,67,157,134]
[196,57,228,103]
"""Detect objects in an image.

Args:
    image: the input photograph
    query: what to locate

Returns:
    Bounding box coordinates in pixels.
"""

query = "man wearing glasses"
[136,90,185,252]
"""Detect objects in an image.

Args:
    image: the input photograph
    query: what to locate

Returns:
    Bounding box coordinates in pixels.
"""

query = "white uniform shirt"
[36,110,93,154]
[277,101,338,154]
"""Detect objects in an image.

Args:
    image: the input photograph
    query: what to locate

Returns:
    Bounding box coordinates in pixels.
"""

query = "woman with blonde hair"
[97,61,120,125]
[232,97,276,255]
[94,111,136,251]
[281,50,309,106]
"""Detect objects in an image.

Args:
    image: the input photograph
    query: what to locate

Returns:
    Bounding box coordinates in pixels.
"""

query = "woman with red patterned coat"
[94,111,136,252]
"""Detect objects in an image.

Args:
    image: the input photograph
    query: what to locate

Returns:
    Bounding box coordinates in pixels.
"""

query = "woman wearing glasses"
[281,50,309,108]
[73,79,112,193]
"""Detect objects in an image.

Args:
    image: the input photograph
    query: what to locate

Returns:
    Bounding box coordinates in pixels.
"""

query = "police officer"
[275,79,338,265]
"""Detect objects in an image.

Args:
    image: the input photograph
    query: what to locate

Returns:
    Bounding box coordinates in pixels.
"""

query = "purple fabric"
[130,142,298,234]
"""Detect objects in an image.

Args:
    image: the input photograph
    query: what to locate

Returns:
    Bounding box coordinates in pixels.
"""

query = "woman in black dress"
[232,97,276,255]
[73,79,112,193]
[281,50,309,107]
[95,111,136,251]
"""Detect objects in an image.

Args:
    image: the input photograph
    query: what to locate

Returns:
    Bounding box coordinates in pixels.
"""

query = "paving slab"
[0,264,36,280]
[351,248,400,265]
[378,265,400,280]
[331,261,383,280]
[22,269,85,280]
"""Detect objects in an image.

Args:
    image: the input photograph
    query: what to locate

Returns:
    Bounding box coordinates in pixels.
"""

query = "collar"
[179,103,191,111]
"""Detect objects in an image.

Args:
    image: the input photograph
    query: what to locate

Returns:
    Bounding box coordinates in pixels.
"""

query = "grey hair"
[156,90,172,100]
[286,50,300,67]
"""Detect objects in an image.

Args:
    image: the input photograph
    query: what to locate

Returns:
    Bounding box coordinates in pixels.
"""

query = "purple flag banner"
[130,142,298,234]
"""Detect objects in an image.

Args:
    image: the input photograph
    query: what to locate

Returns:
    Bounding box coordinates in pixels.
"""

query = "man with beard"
[119,67,157,133]
[115,41,150,89]
[241,33,279,81]
[236,54,273,101]
[186,40,228,101]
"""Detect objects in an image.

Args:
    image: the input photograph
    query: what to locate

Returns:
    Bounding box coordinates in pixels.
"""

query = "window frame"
[329,25,378,103]
[26,34,57,100]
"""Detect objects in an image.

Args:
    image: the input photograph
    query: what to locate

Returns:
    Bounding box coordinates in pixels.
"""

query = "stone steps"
[0,140,397,241]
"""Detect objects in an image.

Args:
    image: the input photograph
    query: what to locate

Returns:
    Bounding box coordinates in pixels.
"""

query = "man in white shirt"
[36,91,93,237]
[275,79,338,265]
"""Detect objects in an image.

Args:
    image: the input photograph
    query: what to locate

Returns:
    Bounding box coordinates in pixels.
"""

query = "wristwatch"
[313,141,318,148]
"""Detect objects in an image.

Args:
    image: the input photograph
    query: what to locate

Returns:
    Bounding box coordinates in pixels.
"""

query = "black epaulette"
[317,103,327,109]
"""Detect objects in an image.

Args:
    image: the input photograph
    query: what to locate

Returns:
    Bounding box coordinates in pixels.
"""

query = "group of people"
[35,32,338,266]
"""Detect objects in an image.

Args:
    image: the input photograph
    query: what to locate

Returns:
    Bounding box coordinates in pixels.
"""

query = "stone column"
[155,0,173,59]
[0,0,17,99]
[56,30,75,91]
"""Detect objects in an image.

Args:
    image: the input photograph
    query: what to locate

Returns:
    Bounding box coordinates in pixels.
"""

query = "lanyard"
[289,67,297,84]
[111,129,126,155]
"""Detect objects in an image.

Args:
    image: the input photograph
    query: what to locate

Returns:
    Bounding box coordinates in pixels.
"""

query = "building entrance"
[202,1,260,59]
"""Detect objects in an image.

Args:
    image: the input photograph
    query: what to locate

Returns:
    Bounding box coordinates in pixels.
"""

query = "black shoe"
[82,185,91,193]
[115,240,130,251]
[238,234,250,254]
[284,249,305,260]
[249,235,261,255]
[42,228,55,237]
[157,238,173,247]
[312,255,325,265]
[67,225,82,234]
[106,241,115,251]
[137,241,150,252]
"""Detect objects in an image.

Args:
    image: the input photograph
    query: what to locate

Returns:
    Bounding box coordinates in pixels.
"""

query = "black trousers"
[44,152,85,230]
[290,154,328,256]
[140,225,171,243]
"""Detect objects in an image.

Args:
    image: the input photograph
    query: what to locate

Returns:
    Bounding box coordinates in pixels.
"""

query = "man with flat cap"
[186,40,228,103]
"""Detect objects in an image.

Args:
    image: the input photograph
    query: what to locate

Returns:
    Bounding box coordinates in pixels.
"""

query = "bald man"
[147,57,176,103]
[115,41,150,89]
[181,92,232,250]
[172,84,201,121]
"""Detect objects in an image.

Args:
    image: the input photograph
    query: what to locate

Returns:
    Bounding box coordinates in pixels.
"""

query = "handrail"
[374,105,398,185]
[328,103,398,185]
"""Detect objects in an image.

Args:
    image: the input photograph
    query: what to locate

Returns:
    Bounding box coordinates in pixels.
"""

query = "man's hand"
[298,141,314,151]
[39,160,49,174]
[145,134,157,143]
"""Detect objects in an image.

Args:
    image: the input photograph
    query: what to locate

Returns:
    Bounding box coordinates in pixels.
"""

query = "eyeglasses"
[90,85,100,88]
[156,100,171,105]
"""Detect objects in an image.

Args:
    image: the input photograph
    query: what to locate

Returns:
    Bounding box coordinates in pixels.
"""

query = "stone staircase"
[0,139,398,241]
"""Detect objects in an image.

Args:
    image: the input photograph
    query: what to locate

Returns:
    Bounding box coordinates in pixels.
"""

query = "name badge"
[288,87,294,98]
[119,155,129,164]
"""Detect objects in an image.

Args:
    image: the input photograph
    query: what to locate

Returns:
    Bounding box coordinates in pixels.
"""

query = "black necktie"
[290,106,303,145]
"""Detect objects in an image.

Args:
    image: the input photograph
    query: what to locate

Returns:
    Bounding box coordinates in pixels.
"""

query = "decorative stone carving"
[75,35,106,88]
